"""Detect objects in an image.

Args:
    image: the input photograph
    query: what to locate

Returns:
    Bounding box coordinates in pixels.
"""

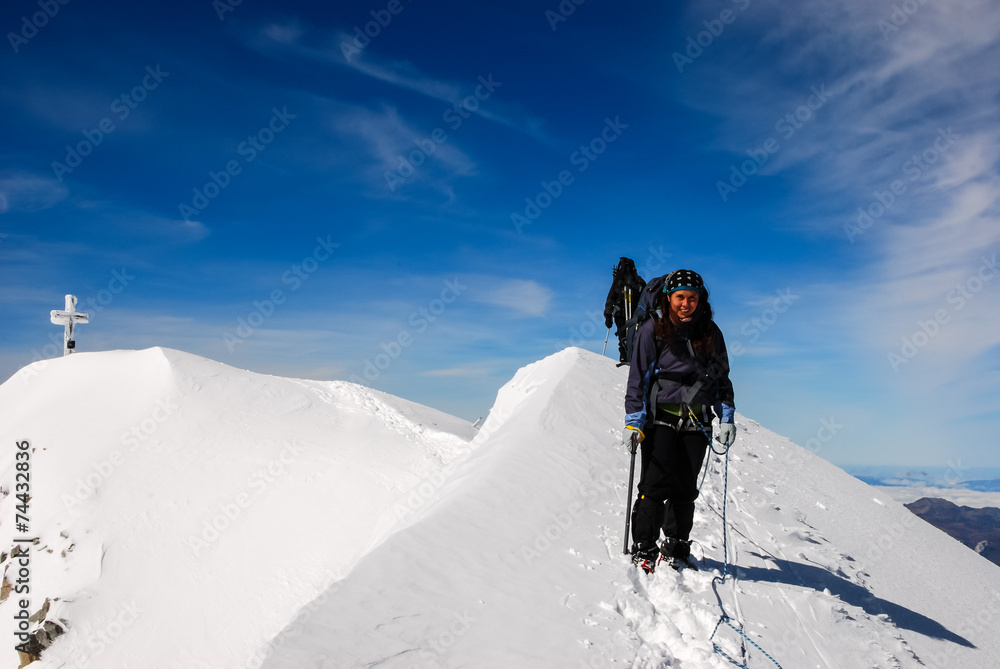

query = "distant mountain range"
[852,476,1000,492]
[962,480,1000,492]
[904,497,1000,567]
[845,465,1000,492]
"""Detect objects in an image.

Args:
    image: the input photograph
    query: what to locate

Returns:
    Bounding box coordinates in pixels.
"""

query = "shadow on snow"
[699,553,975,649]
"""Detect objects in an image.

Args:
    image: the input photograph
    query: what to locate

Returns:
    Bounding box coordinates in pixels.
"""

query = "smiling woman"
[622,269,736,573]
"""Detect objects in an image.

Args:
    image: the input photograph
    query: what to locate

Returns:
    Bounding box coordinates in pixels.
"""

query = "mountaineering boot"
[660,537,698,571]
[669,555,698,571]
[631,542,660,574]
[660,537,690,559]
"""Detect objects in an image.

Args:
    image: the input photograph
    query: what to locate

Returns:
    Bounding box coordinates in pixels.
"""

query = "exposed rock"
[905,497,1000,567]
[15,599,66,668]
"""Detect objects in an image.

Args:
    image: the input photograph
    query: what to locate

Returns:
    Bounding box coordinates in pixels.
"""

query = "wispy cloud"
[330,103,477,198]
[475,279,553,318]
[687,0,1000,399]
[261,19,304,46]
[421,367,490,377]
[345,53,551,143]
[70,198,212,244]
[247,21,551,143]
[0,173,68,213]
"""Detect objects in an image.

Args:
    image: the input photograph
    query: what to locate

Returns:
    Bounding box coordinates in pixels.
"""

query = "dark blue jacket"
[624,316,735,429]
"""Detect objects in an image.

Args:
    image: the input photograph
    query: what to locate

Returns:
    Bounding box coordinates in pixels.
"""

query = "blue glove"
[622,425,643,454]
[715,422,735,447]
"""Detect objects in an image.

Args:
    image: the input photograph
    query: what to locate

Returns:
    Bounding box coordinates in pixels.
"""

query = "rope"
[686,408,783,669]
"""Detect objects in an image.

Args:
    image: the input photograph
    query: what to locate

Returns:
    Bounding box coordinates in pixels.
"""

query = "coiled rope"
[688,408,782,669]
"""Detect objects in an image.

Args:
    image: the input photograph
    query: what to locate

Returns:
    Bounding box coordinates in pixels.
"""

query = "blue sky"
[1,0,998,469]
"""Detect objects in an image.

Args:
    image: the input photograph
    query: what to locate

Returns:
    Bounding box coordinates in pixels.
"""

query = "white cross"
[50,294,89,356]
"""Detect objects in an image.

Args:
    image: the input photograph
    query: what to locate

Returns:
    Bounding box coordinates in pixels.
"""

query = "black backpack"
[606,258,645,321]
[623,271,674,363]
[612,258,643,291]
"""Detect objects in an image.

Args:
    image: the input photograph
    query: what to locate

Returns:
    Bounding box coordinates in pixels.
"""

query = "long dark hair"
[652,287,715,356]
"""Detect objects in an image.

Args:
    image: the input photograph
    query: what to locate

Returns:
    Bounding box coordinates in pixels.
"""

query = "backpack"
[623,270,674,363]
[612,258,643,292]
[606,258,645,322]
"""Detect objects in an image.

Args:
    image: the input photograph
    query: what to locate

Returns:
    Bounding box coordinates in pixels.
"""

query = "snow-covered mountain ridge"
[1,347,476,668]
[2,346,999,668]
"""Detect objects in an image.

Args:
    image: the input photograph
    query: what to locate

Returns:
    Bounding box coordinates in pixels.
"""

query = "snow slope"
[2,346,1000,668]
[256,348,1000,669]
[0,348,476,669]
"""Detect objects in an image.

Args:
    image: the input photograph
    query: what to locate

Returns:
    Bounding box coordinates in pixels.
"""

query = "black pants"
[613,314,628,362]
[631,422,708,548]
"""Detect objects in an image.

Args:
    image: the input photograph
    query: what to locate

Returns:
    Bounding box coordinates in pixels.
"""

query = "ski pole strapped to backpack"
[604,258,646,364]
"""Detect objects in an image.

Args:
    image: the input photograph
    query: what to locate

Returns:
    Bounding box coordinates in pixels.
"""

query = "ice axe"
[602,303,618,356]
[622,433,637,555]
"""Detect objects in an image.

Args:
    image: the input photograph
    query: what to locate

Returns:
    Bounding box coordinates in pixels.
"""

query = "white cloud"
[690,0,1000,402]
[476,279,553,317]
[330,104,477,197]
[71,198,212,243]
[262,20,304,45]
[421,367,489,377]
[0,173,68,213]
[248,22,551,142]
